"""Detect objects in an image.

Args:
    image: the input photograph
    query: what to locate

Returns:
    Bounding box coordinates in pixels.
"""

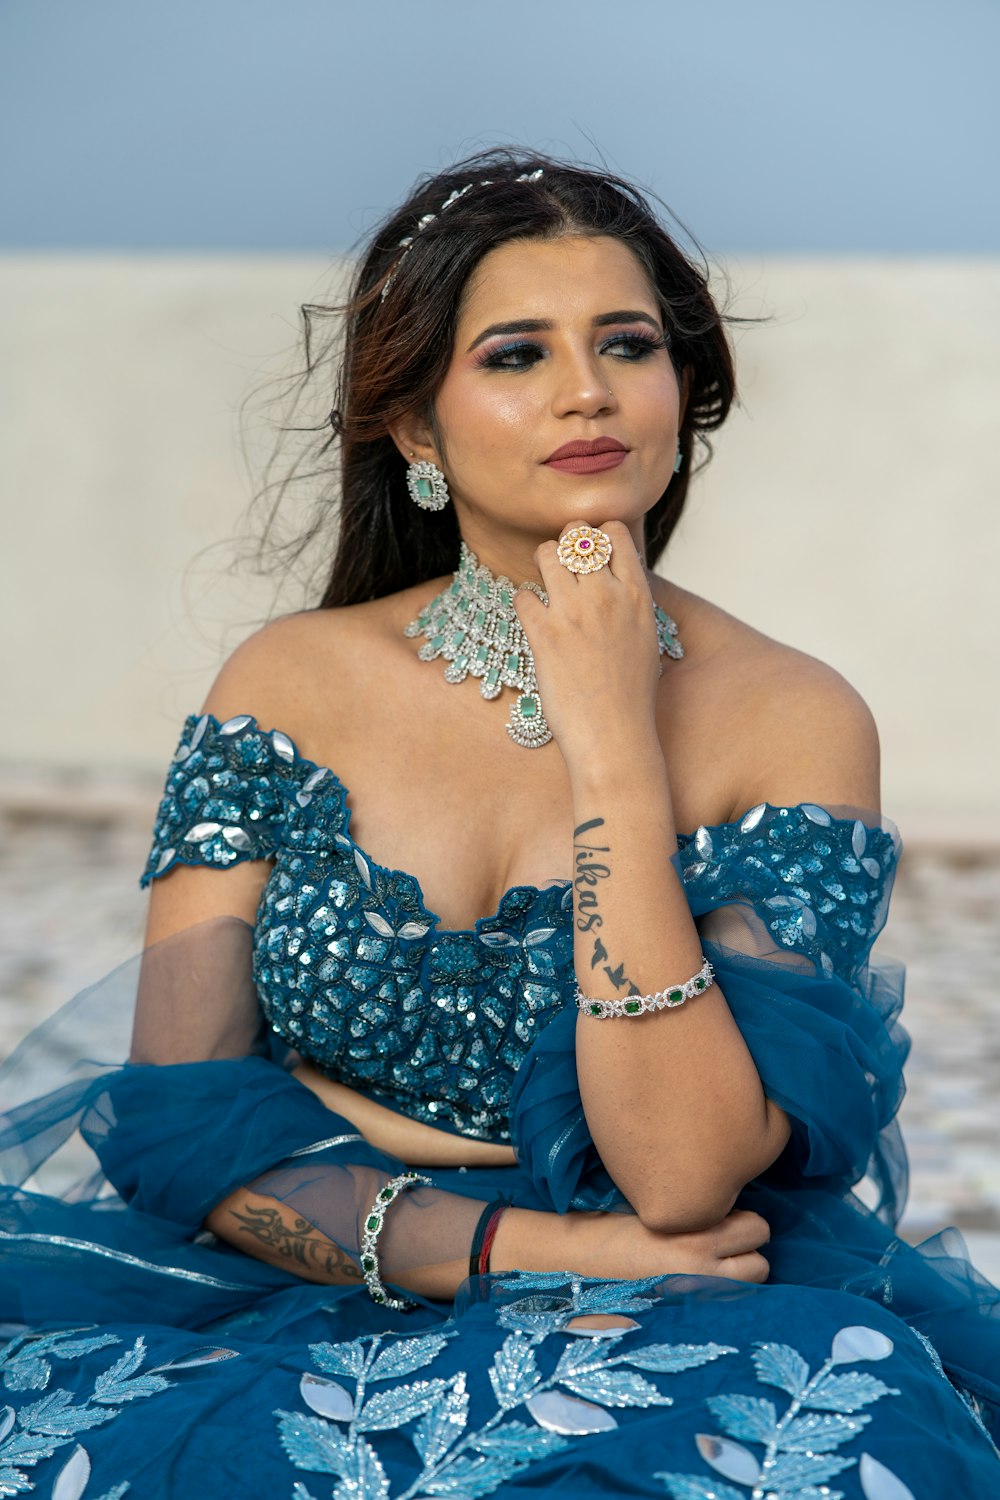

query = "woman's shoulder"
[199,582,444,734]
[655,577,881,817]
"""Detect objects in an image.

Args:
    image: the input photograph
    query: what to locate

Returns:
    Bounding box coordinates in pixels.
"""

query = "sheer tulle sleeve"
[510,802,909,1221]
[0,917,484,1325]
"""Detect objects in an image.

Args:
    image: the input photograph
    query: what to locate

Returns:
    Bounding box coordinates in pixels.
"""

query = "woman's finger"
[719,1250,770,1285]
[533,533,584,603]
[597,519,643,583]
[536,521,623,596]
[716,1210,771,1255]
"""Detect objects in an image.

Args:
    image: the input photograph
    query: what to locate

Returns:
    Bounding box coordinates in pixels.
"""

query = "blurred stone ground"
[1,780,998,1285]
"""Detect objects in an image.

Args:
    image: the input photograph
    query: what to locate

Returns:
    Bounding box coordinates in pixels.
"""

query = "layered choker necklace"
[403,541,684,748]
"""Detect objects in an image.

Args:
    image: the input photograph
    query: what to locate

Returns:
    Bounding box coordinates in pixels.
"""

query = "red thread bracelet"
[478,1204,508,1277]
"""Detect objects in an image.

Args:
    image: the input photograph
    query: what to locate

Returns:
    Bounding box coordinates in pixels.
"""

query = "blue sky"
[2,0,997,254]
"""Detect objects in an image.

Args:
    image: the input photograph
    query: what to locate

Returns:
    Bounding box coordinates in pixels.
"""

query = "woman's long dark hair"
[257,148,737,608]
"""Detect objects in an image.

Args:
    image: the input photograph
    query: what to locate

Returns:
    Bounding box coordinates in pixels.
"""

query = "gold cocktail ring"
[556,525,613,574]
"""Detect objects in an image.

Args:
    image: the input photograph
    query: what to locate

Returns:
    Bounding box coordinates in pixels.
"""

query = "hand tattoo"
[230,1201,362,1283]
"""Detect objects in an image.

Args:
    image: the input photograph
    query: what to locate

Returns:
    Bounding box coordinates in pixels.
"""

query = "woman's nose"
[550,354,616,419]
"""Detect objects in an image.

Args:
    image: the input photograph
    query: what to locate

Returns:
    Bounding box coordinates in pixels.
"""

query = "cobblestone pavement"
[1,802,998,1284]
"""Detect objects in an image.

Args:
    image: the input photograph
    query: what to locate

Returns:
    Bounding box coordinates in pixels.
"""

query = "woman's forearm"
[569,736,789,1229]
[204,1186,471,1298]
[205,1188,576,1300]
[206,1187,367,1284]
[206,1187,771,1297]
[291,1063,517,1167]
[206,1188,574,1300]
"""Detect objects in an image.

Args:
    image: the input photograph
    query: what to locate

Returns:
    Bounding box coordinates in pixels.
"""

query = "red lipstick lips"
[544,438,628,475]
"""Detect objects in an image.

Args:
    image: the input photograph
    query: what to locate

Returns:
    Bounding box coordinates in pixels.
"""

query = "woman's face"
[426,234,682,570]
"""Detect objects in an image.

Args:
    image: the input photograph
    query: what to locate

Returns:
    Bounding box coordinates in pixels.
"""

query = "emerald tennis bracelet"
[360,1170,433,1309]
[575,957,715,1019]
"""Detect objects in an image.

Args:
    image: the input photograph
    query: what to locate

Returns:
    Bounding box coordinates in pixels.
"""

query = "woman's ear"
[387,412,441,468]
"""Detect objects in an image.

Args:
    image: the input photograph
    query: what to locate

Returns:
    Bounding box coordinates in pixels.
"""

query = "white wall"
[2,255,998,840]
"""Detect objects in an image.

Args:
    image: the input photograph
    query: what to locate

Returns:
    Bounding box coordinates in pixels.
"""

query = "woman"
[2,149,998,1498]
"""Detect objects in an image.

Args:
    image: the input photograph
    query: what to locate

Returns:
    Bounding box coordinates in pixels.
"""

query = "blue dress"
[1,710,999,1499]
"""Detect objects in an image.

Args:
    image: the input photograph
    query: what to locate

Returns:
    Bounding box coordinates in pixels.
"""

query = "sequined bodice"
[142,713,899,1142]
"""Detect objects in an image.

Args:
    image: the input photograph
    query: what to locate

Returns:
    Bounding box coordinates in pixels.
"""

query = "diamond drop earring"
[406,457,450,512]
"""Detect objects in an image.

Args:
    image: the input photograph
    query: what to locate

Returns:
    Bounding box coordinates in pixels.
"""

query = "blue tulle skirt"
[2,933,999,1497]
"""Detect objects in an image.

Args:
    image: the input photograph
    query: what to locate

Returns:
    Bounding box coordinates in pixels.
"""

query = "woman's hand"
[493,1205,771,1286]
[513,519,662,771]
[291,1061,517,1167]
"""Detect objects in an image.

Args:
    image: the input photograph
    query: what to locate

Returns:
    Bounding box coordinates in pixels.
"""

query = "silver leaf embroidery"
[148,1347,239,1374]
[525,1390,617,1435]
[92,1338,171,1405]
[357,1379,449,1432]
[859,1450,916,1500]
[271,730,296,763]
[183,821,222,842]
[0,1334,172,1496]
[695,1433,760,1484]
[658,1326,903,1500]
[273,1299,736,1498]
[299,1373,354,1422]
[368,1334,453,1383]
[489,1334,540,1410]
[364,911,396,938]
[51,1443,90,1500]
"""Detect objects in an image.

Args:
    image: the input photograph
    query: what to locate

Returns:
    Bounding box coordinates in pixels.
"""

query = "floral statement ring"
[556,525,613,574]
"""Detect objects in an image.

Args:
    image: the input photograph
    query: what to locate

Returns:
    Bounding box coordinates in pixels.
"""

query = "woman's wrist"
[489,1206,593,1276]
[395,1209,578,1299]
[564,729,667,796]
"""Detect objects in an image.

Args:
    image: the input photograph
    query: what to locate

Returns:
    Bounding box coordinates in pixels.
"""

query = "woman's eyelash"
[475,329,667,370]
[602,330,668,358]
[475,340,541,370]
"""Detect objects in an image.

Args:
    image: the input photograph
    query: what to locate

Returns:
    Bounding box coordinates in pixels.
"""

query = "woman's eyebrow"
[466,318,550,353]
[466,309,661,354]
[593,309,661,331]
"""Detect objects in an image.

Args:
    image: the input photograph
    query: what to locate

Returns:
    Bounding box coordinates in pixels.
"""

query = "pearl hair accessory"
[381,169,545,301]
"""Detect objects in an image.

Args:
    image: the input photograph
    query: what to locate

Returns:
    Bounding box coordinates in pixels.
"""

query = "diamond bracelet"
[576,957,715,1019]
[360,1170,432,1309]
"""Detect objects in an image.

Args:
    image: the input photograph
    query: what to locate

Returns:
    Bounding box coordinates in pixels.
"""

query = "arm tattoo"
[573,818,638,992]
[573,818,610,934]
[230,1201,362,1283]
[600,958,637,992]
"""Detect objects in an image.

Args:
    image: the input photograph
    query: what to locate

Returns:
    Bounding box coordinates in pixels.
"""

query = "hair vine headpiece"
[380,168,544,301]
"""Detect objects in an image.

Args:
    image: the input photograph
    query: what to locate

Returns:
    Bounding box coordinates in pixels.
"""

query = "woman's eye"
[601,332,666,360]
[476,330,666,372]
[477,341,544,371]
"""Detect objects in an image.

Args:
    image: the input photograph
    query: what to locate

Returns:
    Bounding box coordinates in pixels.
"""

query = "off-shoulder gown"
[1,712,998,1498]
